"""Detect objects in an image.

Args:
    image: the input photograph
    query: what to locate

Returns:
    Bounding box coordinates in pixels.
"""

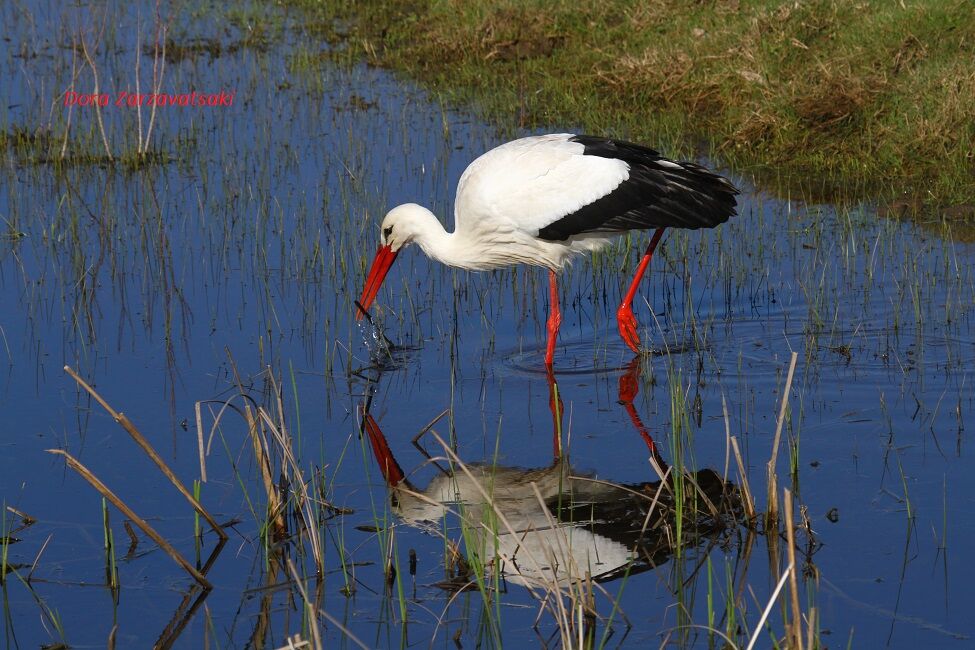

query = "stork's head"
[356,204,427,320]
[377,203,427,253]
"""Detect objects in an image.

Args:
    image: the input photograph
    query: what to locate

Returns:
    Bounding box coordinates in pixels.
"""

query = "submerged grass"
[297,0,975,207]
[0,126,170,170]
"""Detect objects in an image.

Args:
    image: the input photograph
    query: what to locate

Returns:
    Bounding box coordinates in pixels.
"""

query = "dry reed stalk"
[745,560,794,650]
[722,394,732,483]
[153,584,211,649]
[28,533,53,581]
[730,436,756,521]
[144,19,166,151]
[46,448,211,588]
[261,372,323,565]
[766,352,798,522]
[784,488,804,650]
[258,403,323,573]
[243,402,288,539]
[194,400,207,482]
[135,23,143,151]
[123,520,139,558]
[410,408,450,445]
[765,484,785,600]
[284,558,323,650]
[805,606,817,650]
[285,557,371,650]
[223,355,287,538]
[60,33,79,160]
[63,365,227,540]
[767,471,779,529]
[78,22,112,160]
[583,571,596,642]
[733,530,758,620]
[249,553,281,646]
[5,506,35,526]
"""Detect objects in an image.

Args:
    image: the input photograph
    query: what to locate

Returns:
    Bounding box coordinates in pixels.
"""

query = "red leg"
[617,228,666,353]
[545,269,562,367]
[618,356,668,472]
[546,366,564,458]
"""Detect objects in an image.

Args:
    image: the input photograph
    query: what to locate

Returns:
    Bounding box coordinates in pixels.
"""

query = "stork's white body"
[449,134,629,269]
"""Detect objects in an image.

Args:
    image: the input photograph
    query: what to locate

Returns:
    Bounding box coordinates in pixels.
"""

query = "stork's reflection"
[361,357,742,589]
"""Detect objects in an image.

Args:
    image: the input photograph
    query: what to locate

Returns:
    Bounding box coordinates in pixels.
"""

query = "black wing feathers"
[536,135,739,242]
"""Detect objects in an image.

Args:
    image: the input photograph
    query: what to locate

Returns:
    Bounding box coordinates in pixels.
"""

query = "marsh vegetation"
[307,0,975,208]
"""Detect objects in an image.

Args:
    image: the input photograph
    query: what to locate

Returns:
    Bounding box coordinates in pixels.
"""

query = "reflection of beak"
[356,244,399,320]
[363,413,406,486]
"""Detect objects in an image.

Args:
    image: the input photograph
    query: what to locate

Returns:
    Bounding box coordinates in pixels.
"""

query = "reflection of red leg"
[617,228,665,353]
[546,366,564,458]
[618,356,668,471]
[545,270,562,367]
[363,413,406,486]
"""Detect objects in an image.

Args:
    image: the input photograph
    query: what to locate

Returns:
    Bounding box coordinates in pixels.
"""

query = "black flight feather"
[536,135,739,242]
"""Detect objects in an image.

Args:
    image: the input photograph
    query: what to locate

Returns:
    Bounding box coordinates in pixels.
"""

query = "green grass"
[294,0,975,208]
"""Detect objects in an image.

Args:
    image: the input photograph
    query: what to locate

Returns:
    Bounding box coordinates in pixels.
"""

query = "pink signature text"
[64,90,236,107]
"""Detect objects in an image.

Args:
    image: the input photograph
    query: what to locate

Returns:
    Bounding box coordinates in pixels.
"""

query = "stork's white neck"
[395,205,460,266]
[390,203,499,270]
[387,202,569,271]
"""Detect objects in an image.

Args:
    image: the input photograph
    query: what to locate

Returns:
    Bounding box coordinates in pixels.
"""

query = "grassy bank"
[299,0,975,210]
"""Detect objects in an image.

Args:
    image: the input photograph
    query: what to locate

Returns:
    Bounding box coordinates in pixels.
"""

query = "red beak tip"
[357,246,398,319]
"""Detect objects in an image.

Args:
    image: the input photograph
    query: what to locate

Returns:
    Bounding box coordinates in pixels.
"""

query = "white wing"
[454,134,629,238]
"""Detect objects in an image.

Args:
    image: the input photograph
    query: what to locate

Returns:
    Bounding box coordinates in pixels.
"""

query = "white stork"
[357,134,738,366]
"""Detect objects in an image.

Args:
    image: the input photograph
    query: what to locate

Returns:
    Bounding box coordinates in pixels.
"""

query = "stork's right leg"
[545,270,562,367]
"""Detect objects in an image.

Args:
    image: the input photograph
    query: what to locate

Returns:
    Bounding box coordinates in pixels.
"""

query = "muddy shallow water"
[1,2,974,648]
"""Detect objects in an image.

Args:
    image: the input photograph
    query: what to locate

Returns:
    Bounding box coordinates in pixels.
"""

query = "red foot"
[616,304,641,353]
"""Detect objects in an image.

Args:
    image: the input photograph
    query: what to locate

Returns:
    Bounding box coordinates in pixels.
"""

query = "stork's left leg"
[617,228,666,353]
[545,269,562,367]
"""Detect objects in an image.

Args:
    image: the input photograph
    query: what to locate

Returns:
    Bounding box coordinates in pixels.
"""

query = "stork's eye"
[383,226,393,238]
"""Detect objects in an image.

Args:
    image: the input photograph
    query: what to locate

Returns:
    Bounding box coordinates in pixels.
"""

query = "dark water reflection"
[362,407,743,590]
[1,1,974,648]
